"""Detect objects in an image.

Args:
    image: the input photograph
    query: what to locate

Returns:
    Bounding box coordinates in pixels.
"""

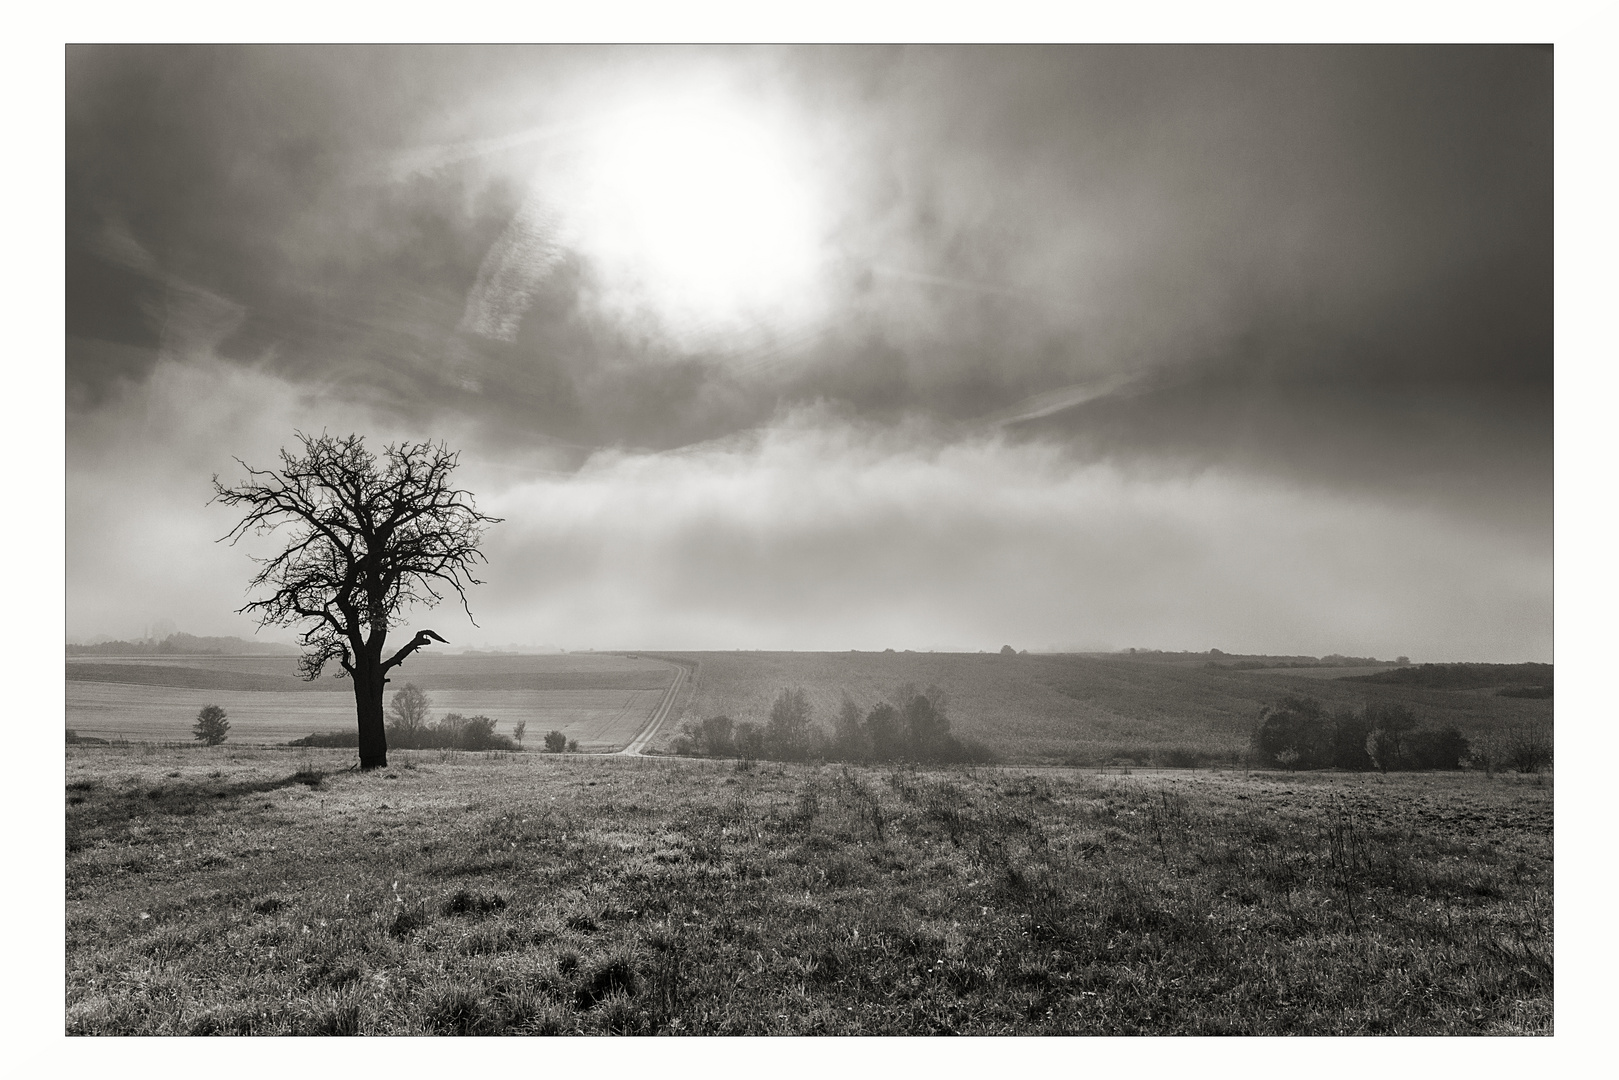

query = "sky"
[64,45,1553,661]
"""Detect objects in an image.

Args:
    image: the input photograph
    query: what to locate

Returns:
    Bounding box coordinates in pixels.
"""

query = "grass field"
[66,654,679,750]
[65,745,1552,1035]
[654,652,1554,764]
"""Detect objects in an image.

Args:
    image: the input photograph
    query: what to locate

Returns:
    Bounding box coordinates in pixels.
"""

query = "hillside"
[653,651,1553,764]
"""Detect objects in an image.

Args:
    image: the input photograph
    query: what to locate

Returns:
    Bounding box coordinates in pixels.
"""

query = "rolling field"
[652,652,1554,764]
[67,654,681,752]
[66,650,1552,764]
[64,746,1552,1035]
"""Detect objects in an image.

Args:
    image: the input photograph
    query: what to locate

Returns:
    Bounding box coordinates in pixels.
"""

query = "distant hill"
[1102,649,1404,669]
[66,633,298,657]
[1339,663,1552,691]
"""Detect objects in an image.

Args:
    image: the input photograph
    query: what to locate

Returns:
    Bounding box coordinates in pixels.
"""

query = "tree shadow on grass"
[67,770,333,845]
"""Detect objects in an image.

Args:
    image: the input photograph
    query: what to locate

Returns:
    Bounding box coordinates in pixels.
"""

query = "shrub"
[733,721,765,761]
[1498,685,1552,699]
[1403,725,1471,770]
[1329,707,1375,770]
[1254,697,1330,768]
[1253,698,1465,771]
[288,730,360,748]
[699,715,735,757]
[1505,726,1553,773]
[193,704,230,746]
[566,738,579,753]
[544,730,567,753]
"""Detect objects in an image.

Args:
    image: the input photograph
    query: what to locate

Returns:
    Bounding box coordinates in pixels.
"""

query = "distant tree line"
[1253,696,1472,771]
[1340,662,1551,692]
[672,684,995,764]
[67,633,296,656]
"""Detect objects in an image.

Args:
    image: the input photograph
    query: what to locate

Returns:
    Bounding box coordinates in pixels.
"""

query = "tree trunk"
[353,655,388,769]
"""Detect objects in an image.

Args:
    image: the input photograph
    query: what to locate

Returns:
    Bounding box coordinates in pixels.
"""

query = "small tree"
[511,720,527,746]
[387,684,433,740]
[544,730,567,753]
[767,687,813,760]
[833,693,867,760]
[699,715,736,757]
[194,704,230,746]
[566,738,579,753]
[865,702,904,760]
[902,686,951,759]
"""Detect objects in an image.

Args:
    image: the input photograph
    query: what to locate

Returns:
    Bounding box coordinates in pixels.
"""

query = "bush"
[1498,685,1552,699]
[1254,697,1331,768]
[1505,726,1553,773]
[386,707,516,751]
[733,721,765,761]
[766,688,813,760]
[1254,698,1470,772]
[1402,725,1471,770]
[544,730,567,753]
[193,704,230,746]
[289,730,360,748]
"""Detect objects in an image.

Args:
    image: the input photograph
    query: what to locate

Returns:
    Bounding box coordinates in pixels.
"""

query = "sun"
[561,91,828,341]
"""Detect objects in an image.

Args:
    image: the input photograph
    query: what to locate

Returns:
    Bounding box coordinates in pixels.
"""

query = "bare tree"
[387,684,434,738]
[213,433,501,769]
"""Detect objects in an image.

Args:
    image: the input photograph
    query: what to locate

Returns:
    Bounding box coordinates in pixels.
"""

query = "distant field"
[66,654,677,751]
[655,652,1554,763]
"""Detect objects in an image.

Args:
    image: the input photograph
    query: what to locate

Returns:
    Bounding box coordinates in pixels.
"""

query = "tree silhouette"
[213,433,500,769]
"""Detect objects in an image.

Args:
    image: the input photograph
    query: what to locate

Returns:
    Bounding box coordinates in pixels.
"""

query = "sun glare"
[562,93,827,341]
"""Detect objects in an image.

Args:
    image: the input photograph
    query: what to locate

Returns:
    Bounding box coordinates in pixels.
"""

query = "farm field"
[64,746,1552,1035]
[652,652,1554,764]
[67,654,680,751]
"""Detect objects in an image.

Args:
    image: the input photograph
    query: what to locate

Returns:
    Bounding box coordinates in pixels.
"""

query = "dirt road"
[617,656,694,755]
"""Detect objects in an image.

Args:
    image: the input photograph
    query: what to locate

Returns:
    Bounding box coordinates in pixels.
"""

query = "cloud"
[467,407,1550,660]
[458,192,567,343]
[63,48,1552,662]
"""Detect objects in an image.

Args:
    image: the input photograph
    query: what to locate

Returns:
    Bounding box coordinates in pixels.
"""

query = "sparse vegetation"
[65,745,1552,1034]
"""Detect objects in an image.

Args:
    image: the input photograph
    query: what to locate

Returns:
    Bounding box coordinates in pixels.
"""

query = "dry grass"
[66,744,1551,1035]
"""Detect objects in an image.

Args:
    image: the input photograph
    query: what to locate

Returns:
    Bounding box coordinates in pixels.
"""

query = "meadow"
[65,745,1551,1035]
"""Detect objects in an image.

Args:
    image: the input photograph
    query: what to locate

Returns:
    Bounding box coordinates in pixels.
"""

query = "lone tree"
[193,704,230,746]
[213,433,500,769]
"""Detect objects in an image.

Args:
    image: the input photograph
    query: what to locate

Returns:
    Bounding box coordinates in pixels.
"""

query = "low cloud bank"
[67,365,1550,662]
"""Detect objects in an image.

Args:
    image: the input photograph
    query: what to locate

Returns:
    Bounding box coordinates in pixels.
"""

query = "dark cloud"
[64,46,1552,658]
